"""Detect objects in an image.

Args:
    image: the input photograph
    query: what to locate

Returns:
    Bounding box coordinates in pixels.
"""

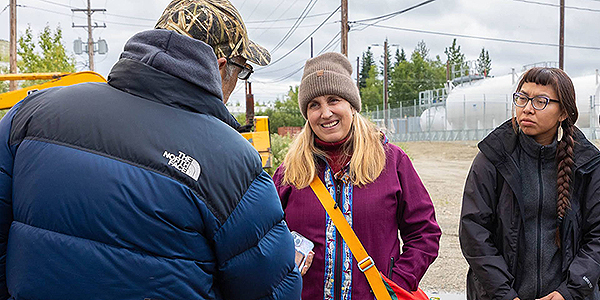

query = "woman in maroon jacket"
[272,52,441,300]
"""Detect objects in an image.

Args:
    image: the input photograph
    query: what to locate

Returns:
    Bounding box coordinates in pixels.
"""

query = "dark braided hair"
[556,120,575,223]
[515,67,578,246]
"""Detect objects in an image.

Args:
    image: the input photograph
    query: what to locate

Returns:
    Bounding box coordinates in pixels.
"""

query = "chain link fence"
[363,94,600,142]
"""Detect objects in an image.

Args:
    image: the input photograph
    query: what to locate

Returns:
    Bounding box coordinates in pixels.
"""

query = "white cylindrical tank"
[443,72,600,130]
[571,74,600,128]
[445,74,516,130]
[419,106,447,131]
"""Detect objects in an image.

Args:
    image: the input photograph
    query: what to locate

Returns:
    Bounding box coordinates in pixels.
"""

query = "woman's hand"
[300,251,314,276]
[537,291,564,300]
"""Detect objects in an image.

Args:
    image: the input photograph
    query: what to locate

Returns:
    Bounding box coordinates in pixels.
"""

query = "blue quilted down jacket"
[0,30,302,300]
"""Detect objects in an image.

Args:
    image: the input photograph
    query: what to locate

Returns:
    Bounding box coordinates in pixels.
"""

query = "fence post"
[483,94,486,130]
[591,95,596,139]
[463,95,467,130]
[413,99,417,117]
[506,94,509,121]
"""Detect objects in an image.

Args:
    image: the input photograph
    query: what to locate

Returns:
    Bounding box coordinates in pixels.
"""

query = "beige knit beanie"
[298,52,361,119]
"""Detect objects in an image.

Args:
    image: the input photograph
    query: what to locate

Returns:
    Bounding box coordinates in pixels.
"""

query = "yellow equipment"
[241,116,273,168]
[0,72,107,109]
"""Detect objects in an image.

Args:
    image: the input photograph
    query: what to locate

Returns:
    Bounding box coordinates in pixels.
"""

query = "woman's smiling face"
[307,95,354,142]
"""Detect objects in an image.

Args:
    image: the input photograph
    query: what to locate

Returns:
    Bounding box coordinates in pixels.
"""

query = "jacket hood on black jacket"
[479,119,600,173]
[107,29,240,129]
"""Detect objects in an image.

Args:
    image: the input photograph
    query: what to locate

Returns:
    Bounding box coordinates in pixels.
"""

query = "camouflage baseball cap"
[155,0,271,66]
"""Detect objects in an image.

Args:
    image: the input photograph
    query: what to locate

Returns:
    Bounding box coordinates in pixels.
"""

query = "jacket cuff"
[391,272,413,292]
[500,289,519,300]
[556,282,573,300]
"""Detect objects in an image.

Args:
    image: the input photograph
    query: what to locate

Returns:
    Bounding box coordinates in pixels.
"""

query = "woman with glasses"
[460,67,600,300]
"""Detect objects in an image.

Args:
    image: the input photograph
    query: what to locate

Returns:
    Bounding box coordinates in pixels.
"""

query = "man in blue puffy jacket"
[0,0,302,299]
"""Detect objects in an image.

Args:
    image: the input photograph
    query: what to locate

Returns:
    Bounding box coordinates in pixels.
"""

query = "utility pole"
[371,39,397,129]
[341,0,348,56]
[245,81,255,127]
[310,37,313,58]
[559,0,565,70]
[383,38,389,129]
[72,0,106,71]
[356,57,360,89]
[9,0,17,91]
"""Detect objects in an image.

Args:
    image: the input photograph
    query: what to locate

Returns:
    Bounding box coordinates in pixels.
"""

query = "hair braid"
[555,120,574,245]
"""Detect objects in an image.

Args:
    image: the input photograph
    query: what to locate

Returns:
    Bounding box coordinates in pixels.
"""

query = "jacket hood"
[107,29,240,129]
[116,29,223,99]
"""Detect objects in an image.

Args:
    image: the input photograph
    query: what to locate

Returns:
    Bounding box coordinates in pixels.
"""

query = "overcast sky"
[1,0,600,107]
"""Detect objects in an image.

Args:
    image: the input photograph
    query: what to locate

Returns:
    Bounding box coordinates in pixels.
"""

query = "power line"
[251,0,298,40]
[248,22,336,30]
[248,0,286,36]
[256,59,306,75]
[20,5,151,27]
[238,0,249,11]
[355,23,600,51]
[0,5,9,15]
[245,0,265,21]
[349,0,436,28]
[35,0,72,8]
[255,65,305,83]
[266,5,341,68]
[32,0,156,22]
[255,31,342,83]
[514,0,600,12]
[318,31,341,55]
[245,11,332,24]
[103,12,156,22]
[20,5,83,18]
[271,0,320,54]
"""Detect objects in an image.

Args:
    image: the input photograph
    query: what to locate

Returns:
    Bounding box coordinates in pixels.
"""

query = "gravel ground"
[398,141,481,294]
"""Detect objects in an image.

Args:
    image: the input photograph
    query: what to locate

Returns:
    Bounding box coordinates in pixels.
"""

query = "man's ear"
[217,57,227,71]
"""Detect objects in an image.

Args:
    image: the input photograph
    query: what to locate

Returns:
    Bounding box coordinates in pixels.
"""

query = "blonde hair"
[281,113,386,189]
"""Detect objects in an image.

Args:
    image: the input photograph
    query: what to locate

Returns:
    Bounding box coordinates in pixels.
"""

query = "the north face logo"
[163,150,201,181]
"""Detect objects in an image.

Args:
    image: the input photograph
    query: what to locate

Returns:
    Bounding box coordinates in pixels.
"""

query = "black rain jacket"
[460,120,600,300]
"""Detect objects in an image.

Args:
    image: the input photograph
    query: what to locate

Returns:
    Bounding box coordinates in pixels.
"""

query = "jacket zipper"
[334,179,343,300]
[536,150,543,297]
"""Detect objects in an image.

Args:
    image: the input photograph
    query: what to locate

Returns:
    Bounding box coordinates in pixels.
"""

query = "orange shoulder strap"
[309,176,393,300]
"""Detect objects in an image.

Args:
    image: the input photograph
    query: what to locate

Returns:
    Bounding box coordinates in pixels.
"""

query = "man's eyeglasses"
[227,58,253,80]
[512,92,560,110]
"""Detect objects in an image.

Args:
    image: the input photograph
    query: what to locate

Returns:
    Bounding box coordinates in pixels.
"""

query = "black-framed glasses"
[227,58,253,80]
[512,92,560,110]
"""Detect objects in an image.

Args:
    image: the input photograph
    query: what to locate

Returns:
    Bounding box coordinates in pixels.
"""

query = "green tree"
[268,133,293,175]
[476,47,492,76]
[389,60,413,108]
[388,42,446,108]
[444,38,467,79]
[360,65,383,112]
[257,86,305,134]
[415,40,429,60]
[359,47,375,89]
[394,48,407,65]
[0,66,8,94]
[17,25,76,87]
